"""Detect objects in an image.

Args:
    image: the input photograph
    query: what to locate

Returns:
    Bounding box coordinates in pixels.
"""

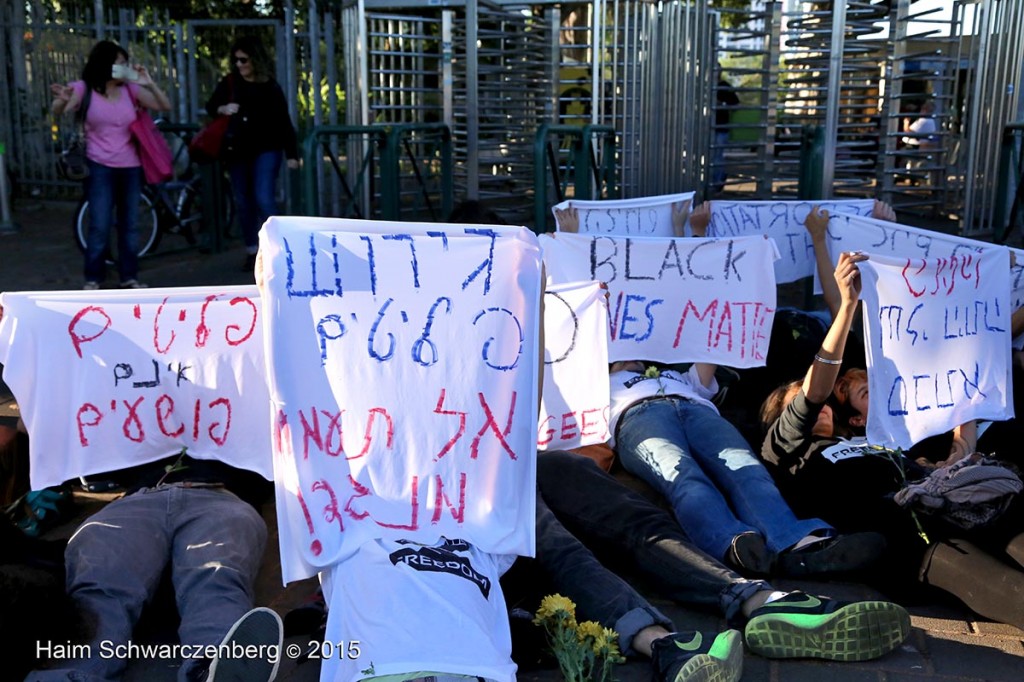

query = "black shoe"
[744,591,910,662]
[725,532,775,576]
[651,630,743,682]
[777,532,885,577]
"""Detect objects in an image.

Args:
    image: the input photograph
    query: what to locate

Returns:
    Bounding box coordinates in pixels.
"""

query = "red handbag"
[188,115,230,163]
[126,86,173,184]
[189,75,234,164]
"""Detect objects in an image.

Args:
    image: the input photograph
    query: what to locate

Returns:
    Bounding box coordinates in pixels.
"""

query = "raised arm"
[802,251,866,402]
[50,83,82,117]
[805,206,841,320]
[131,65,171,112]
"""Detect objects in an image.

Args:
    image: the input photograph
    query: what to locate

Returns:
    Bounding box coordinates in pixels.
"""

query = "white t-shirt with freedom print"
[608,366,719,445]
[319,538,516,682]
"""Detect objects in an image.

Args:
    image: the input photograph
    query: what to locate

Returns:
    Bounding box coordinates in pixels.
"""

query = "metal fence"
[4,0,1023,238]
[712,1,781,198]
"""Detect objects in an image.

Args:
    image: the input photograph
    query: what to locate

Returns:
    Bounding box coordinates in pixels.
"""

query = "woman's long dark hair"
[82,40,129,94]
[230,36,274,83]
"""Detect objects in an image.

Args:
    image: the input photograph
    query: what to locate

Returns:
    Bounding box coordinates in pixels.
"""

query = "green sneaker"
[744,591,910,662]
[650,630,744,682]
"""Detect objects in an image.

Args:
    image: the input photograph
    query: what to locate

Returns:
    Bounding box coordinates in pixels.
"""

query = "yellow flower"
[644,365,661,378]
[576,620,604,644]
[596,627,625,661]
[534,594,577,625]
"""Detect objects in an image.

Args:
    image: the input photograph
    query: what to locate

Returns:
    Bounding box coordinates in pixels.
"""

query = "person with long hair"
[51,40,171,289]
[205,36,299,272]
[759,253,1024,630]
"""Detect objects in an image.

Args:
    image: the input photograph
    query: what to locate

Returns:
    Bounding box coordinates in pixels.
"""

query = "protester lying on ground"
[804,204,1024,467]
[546,199,886,577]
[525,448,910,680]
[25,453,282,682]
[608,356,885,577]
[760,253,1024,630]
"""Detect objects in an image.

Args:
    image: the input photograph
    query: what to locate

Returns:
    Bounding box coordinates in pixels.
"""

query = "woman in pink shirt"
[51,40,170,290]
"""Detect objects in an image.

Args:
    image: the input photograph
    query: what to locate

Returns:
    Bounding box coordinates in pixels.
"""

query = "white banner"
[826,215,1024,349]
[859,251,1013,449]
[260,216,542,582]
[707,199,873,283]
[539,281,610,450]
[542,233,779,367]
[552,192,695,237]
[0,287,270,490]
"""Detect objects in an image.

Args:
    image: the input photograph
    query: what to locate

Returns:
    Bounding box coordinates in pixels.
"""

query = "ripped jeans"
[616,397,830,561]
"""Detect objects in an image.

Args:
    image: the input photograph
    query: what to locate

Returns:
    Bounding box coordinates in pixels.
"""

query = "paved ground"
[3,200,1023,681]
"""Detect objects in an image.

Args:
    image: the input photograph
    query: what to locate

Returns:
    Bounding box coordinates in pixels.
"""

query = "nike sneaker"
[744,591,910,661]
[650,630,744,682]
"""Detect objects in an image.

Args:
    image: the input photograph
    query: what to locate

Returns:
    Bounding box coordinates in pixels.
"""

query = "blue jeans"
[536,450,771,631]
[85,161,143,284]
[616,398,831,561]
[27,485,267,682]
[229,150,283,251]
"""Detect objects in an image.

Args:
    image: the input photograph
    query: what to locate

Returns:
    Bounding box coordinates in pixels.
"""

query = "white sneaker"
[206,607,283,682]
[83,281,100,290]
[119,279,148,289]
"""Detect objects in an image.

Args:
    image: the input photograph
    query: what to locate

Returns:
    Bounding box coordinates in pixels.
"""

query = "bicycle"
[72,129,233,261]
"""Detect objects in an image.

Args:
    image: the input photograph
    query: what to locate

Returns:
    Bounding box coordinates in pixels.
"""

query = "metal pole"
[466,0,479,199]
[963,0,994,234]
[308,0,322,128]
[821,1,848,198]
[442,11,454,127]
[284,1,298,125]
[763,1,782,198]
[93,0,104,39]
[0,143,19,234]
[187,26,199,121]
[174,23,187,122]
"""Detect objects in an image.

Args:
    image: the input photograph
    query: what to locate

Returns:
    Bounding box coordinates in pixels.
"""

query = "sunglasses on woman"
[234,56,250,65]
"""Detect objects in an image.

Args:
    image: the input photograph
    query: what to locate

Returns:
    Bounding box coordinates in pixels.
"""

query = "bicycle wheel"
[73,191,161,259]
[179,174,235,243]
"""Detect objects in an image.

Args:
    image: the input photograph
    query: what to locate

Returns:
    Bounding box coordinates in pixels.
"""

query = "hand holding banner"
[552,192,695,237]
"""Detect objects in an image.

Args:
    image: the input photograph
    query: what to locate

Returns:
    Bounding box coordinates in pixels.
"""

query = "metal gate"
[774,0,890,199]
[712,1,781,198]
[343,0,553,225]
[556,0,715,198]
[957,0,1024,236]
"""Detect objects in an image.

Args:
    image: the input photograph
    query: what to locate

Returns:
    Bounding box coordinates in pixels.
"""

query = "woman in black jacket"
[206,36,299,271]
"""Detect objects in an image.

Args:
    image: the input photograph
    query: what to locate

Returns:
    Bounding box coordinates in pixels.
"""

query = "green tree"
[710,0,758,30]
